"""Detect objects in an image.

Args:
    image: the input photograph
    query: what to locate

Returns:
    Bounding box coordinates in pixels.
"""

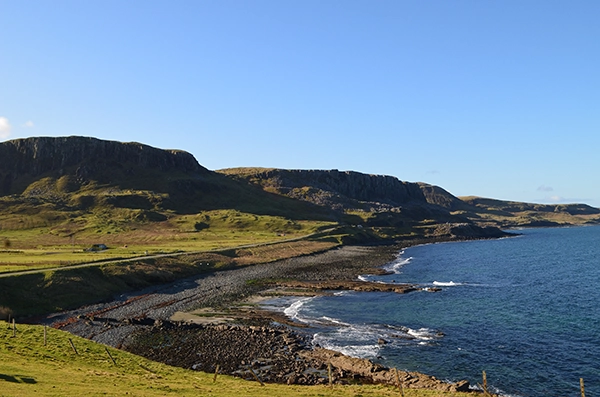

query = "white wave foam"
[283,297,314,323]
[406,327,441,340]
[312,332,380,359]
[333,290,350,296]
[320,316,351,326]
[333,344,381,358]
[357,275,370,282]
[433,281,462,287]
[385,256,413,274]
[310,320,446,361]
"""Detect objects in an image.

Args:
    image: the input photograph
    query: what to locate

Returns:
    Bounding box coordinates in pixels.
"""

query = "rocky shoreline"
[123,319,470,392]
[43,243,475,393]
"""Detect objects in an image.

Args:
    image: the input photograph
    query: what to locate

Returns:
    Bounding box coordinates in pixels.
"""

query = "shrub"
[0,306,13,321]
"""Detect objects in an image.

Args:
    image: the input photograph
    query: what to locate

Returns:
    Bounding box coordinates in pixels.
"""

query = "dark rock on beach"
[278,279,419,294]
[123,320,471,391]
[123,321,326,385]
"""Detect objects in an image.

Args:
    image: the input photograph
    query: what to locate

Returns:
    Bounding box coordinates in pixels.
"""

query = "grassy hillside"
[0,206,336,273]
[0,321,473,397]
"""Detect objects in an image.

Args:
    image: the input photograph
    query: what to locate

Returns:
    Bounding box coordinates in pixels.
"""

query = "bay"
[273,226,600,397]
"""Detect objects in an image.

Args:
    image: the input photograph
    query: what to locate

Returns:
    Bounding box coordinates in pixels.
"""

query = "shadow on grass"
[0,374,37,384]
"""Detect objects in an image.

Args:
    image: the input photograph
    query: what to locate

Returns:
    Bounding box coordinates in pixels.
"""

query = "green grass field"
[0,321,472,397]
[0,209,337,273]
[0,239,341,317]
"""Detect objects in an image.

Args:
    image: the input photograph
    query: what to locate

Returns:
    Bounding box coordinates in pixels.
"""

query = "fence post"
[249,368,264,386]
[68,338,78,354]
[213,364,220,383]
[580,378,585,397]
[479,370,493,396]
[105,347,117,365]
[12,318,16,337]
[44,325,47,346]
[328,362,333,387]
[483,371,487,392]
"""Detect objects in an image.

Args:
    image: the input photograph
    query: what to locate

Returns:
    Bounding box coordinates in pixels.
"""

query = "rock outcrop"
[278,280,419,294]
[305,348,471,392]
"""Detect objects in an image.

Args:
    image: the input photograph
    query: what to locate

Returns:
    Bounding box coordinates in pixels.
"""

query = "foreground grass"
[0,322,471,397]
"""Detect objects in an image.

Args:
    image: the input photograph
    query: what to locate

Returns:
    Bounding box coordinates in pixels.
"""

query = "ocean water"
[265,226,600,397]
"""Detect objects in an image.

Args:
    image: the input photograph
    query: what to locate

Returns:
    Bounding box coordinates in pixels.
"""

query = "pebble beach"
[42,243,471,391]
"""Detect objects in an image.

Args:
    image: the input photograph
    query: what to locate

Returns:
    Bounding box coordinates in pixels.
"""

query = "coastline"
[45,239,494,393]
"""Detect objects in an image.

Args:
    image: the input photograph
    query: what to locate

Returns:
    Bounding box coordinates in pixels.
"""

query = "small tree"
[3,239,10,249]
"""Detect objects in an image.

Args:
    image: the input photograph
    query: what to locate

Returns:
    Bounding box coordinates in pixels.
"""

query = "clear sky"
[1,1,599,206]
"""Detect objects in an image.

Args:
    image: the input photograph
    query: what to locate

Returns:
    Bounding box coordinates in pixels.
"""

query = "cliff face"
[0,136,208,195]
[224,168,428,210]
[268,169,426,205]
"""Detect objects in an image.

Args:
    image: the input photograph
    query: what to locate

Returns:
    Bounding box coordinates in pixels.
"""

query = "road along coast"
[43,243,473,392]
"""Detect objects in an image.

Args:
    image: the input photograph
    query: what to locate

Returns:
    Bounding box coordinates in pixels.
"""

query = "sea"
[262,226,600,397]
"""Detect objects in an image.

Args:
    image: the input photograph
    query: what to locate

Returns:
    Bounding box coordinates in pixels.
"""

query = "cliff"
[0,136,208,196]
[218,167,476,228]
[220,168,428,209]
[0,136,337,221]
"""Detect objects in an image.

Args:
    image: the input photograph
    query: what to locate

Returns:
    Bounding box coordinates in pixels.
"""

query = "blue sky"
[1,1,599,206]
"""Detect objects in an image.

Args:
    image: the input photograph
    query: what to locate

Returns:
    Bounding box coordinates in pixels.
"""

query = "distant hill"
[222,168,600,229]
[416,181,600,227]
[457,196,600,227]
[0,136,597,243]
[218,168,470,227]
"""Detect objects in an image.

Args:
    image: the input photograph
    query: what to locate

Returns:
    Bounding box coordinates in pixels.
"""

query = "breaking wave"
[432,281,463,287]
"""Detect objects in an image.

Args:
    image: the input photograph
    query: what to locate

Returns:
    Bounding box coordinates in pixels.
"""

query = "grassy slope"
[0,321,471,397]
[0,207,336,273]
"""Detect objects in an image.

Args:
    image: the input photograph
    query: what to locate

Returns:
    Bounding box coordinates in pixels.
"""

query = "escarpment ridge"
[220,167,427,207]
[1,136,598,230]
